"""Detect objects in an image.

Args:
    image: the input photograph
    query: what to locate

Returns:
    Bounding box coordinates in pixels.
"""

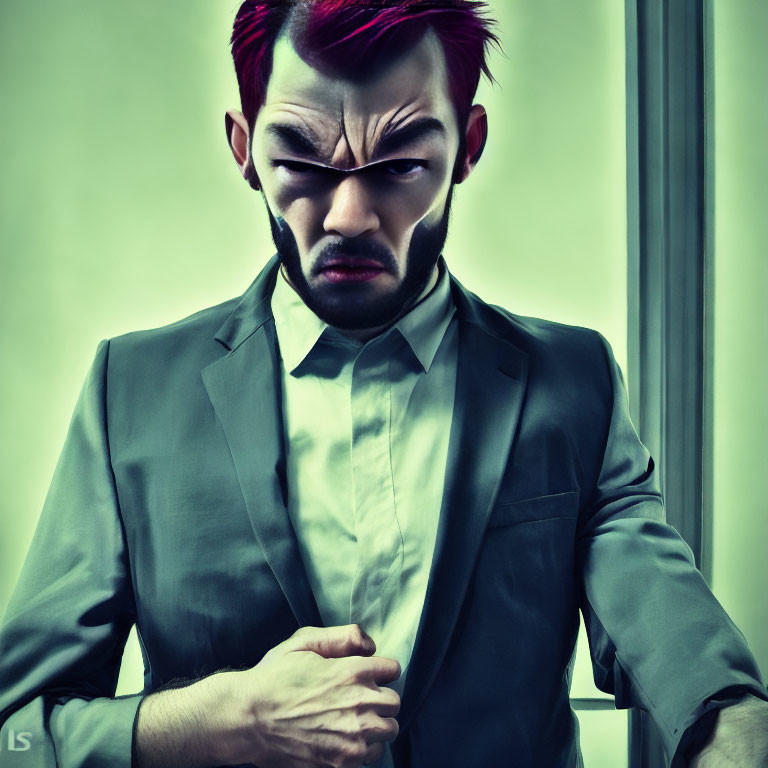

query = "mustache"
[311,239,396,276]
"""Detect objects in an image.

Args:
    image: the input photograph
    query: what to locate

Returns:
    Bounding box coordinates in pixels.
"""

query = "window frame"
[624,0,713,766]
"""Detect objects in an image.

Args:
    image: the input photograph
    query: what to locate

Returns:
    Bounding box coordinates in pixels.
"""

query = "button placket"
[348,337,405,637]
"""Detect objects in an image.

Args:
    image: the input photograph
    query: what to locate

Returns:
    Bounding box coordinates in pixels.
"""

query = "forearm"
[687,693,768,768]
[133,672,243,768]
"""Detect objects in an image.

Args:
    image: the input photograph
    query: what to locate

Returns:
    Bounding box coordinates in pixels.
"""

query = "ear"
[456,104,488,184]
[225,108,260,190]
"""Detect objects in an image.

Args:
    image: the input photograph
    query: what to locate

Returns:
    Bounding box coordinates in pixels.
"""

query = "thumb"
[284,624,376,658]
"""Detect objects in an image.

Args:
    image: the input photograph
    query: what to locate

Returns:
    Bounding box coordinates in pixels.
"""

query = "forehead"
[254,28,457,163]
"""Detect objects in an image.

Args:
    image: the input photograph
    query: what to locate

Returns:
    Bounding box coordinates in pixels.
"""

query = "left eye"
[383,160,426,176]
[274,160,320,174]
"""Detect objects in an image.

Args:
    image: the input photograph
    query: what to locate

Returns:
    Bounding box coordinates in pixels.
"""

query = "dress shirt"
[270,259,458,766]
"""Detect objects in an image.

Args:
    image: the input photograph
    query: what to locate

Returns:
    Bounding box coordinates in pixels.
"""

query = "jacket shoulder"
[112,295,239,345]
[457,288,619,436]
[106,294,241,372]
[457,282,614,375]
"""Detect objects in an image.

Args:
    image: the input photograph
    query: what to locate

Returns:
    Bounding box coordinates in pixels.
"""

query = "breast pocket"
[486,489,580,529]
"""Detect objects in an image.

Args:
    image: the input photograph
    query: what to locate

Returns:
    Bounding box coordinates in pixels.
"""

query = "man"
[0,1,766,767]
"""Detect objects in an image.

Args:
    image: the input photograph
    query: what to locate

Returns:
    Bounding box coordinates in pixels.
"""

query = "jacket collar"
[213,255,281,351]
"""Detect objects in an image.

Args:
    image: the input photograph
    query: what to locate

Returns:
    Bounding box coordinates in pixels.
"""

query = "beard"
[264,189,454,331]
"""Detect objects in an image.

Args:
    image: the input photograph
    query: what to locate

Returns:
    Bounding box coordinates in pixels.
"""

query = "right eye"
[272,160,320,174]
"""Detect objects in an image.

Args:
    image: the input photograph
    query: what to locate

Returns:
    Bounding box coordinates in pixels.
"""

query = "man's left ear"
[457,104,488,184]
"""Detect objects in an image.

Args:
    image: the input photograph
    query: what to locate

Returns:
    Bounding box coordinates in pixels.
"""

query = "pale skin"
[689,694,768,768]
[133,24,768,768]
[134,625,401,768]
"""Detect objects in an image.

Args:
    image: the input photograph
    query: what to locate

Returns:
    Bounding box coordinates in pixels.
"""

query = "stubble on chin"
[263,189,453,331]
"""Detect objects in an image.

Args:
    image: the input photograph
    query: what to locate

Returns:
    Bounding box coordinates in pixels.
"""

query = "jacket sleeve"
[0,339,145,767]
[576,332,767,767]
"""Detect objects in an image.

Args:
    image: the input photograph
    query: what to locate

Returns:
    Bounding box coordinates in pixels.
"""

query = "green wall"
[710,0,768,678]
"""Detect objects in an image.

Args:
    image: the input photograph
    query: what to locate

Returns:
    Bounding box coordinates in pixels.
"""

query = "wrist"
[683,689,768,764]
[134,671,248,768]
[199,669,264,767]
[715,692,768,721]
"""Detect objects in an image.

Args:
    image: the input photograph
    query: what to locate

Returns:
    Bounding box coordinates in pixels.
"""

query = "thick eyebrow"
[373,117,447,159]
[265,123,329,162]
[265,116,447,165]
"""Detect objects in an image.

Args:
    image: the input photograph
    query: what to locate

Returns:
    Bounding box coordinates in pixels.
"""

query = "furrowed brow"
[265,123,327,160]
[374,117,447,159]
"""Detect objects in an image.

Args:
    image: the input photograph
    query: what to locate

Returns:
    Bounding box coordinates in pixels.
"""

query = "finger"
[353,686,401,720]
[361,741,385,766]
[360,715,400,743]
[283,624,376,658]
[348,655,402,687]
[362,656,401,686]
[372,687,401,718]
[357,685,400,718]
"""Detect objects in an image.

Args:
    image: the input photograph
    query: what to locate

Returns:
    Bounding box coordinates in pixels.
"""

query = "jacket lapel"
[201,255,322,628]
[397,277,529,733]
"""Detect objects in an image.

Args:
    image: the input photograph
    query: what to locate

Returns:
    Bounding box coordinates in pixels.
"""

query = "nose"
[323,173,380,238]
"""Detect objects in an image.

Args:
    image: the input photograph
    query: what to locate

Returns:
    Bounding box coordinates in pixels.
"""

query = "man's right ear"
[225,109,260,190]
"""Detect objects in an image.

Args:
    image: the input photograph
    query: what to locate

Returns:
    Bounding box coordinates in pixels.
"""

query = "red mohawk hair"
[231,0,500,131]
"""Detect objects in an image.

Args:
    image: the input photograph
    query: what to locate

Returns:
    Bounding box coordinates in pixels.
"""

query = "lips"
[319,257,387,284]
[321,257,386,270]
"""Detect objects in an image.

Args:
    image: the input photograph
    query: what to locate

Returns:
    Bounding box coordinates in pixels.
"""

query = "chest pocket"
[486,489,579,529]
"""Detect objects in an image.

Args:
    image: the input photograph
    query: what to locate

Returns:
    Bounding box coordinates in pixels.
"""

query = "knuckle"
[369,742,385,761]
[260,645,278,661]
[363,743,385,767]
[388,688,401,709]
[347,660,368,684]
[362,712,399,741]
[344,627,363,654]
[337,739,366,768]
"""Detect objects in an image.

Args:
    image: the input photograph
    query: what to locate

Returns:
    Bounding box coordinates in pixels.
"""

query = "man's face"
[247,29,464,333]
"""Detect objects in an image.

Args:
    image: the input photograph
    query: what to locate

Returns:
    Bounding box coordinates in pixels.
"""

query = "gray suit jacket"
[0,255,765,767]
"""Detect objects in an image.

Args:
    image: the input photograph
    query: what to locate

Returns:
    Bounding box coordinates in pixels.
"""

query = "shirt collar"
[271,257,455,374]
[393,258,455,372]
[271,267,329,374]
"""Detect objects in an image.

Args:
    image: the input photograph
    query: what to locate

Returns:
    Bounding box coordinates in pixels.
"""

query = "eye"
[272,160,321,175]
[382,159,427,177]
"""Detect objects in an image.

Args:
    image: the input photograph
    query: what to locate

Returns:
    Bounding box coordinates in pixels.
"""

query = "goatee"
[264,189,454,332]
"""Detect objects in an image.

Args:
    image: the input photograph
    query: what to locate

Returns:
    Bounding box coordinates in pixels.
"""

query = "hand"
[689,694,768,767]
[215,624,401,768]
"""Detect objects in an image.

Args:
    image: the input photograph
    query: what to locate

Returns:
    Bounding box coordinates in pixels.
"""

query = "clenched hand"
[215,624,401,768]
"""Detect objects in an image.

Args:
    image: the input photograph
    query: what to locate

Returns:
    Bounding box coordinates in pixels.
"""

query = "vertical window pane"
[710,0,768,675]
[577,709,629,768]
